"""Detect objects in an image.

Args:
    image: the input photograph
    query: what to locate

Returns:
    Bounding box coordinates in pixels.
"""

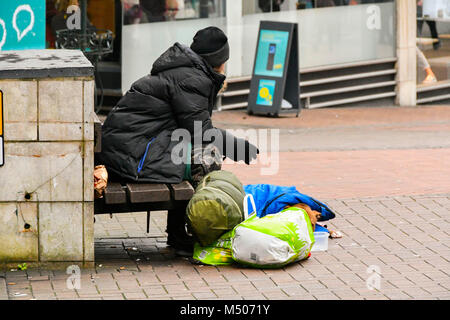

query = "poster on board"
[254,30,290,78]
[248,21,300,117]
[0,0,46,51]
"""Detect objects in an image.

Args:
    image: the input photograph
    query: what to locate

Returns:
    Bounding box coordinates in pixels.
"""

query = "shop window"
[46,0,101,49]
[416,0,450,84]
[123,0,226,25]
[243,0,393,14]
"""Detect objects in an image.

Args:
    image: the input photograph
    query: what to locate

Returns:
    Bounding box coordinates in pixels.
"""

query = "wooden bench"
[93,114,194,233]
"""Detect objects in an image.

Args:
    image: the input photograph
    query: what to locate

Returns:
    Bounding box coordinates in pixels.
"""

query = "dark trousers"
[418,20,439,40]
[166,204,193,250]
[166,143,223,250]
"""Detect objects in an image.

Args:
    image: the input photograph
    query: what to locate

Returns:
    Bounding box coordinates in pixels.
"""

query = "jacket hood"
[151,42,225,87]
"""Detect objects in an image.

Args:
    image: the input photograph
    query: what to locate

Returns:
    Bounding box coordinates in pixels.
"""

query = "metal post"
[80,0,88,50]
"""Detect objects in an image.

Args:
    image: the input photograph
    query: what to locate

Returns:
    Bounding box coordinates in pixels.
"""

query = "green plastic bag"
[192,231,234,266]
[231,207,315,268]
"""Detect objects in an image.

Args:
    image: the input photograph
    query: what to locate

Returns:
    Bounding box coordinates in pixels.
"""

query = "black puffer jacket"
[100,43,226,183]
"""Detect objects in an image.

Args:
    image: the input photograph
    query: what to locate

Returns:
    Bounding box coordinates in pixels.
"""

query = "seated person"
[98,27,259,254]
[416,46,437,84]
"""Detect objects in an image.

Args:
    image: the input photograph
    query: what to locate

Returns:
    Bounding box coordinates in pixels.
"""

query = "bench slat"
[126,183,170,203]
[169,181,195,201]
[104,182,127,204]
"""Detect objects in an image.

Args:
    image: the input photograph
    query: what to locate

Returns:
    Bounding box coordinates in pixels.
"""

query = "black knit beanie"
[190,26,229,68]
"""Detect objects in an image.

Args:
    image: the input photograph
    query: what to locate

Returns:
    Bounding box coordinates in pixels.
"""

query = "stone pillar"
[0,50,95,267]
[396,0,417,106]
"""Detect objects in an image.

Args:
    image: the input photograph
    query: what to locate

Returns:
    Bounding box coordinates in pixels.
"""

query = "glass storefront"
[242,0,393,14]
[416,0,450,85]
[0,0,443,107]
[123,0,226,24]
[41,0,399,94]
[240,1,396,74]
[120,0,396,91]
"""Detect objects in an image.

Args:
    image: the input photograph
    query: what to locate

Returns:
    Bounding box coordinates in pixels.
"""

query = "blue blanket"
[243,184,336,232]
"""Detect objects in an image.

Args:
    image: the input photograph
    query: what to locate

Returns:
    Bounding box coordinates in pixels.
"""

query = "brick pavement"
[222,149,450,199]
[212,105,450,130]
[2,105,449,300]
[2,194,449,300]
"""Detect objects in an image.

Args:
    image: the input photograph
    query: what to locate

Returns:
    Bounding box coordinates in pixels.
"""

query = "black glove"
[214,128,259,165]
[242,139,259,165]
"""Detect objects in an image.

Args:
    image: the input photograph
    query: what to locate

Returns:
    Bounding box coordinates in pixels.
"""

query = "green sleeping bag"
[186,170,245,247]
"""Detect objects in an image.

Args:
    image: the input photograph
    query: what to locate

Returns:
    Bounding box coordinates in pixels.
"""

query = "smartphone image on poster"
[266,43,276,70]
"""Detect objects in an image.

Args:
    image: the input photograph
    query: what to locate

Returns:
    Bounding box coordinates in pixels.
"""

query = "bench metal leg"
[146,211,151,233]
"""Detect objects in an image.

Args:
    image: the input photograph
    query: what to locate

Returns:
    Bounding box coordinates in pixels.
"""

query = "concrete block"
[83,141,94,202]
[0,142,83,202]
[0,80,37,141]
[0,203,39,261]
[39,202,83,261]
[83,202,94,262]
[397,48,417,82]
[396,81,417,106]
[38,80,83,141]
[0,50,95,264]
[0,50,93,80]
[39,122,83,141]
[83,80,95,141]
[4,122,37,141]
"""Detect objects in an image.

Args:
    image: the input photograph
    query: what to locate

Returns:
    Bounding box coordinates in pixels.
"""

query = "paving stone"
[123,291,147,300]
[261,288,289,299]
[191,291,217,299]
[142,285,167,296]
[13,159,450,302]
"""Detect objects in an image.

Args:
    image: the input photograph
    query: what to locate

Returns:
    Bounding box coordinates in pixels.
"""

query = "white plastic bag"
[231,206,315,268]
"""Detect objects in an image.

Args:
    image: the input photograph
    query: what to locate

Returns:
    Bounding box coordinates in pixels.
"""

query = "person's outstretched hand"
[243,139,259,165]
[214,128,259,165]
[233,137,259,165]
